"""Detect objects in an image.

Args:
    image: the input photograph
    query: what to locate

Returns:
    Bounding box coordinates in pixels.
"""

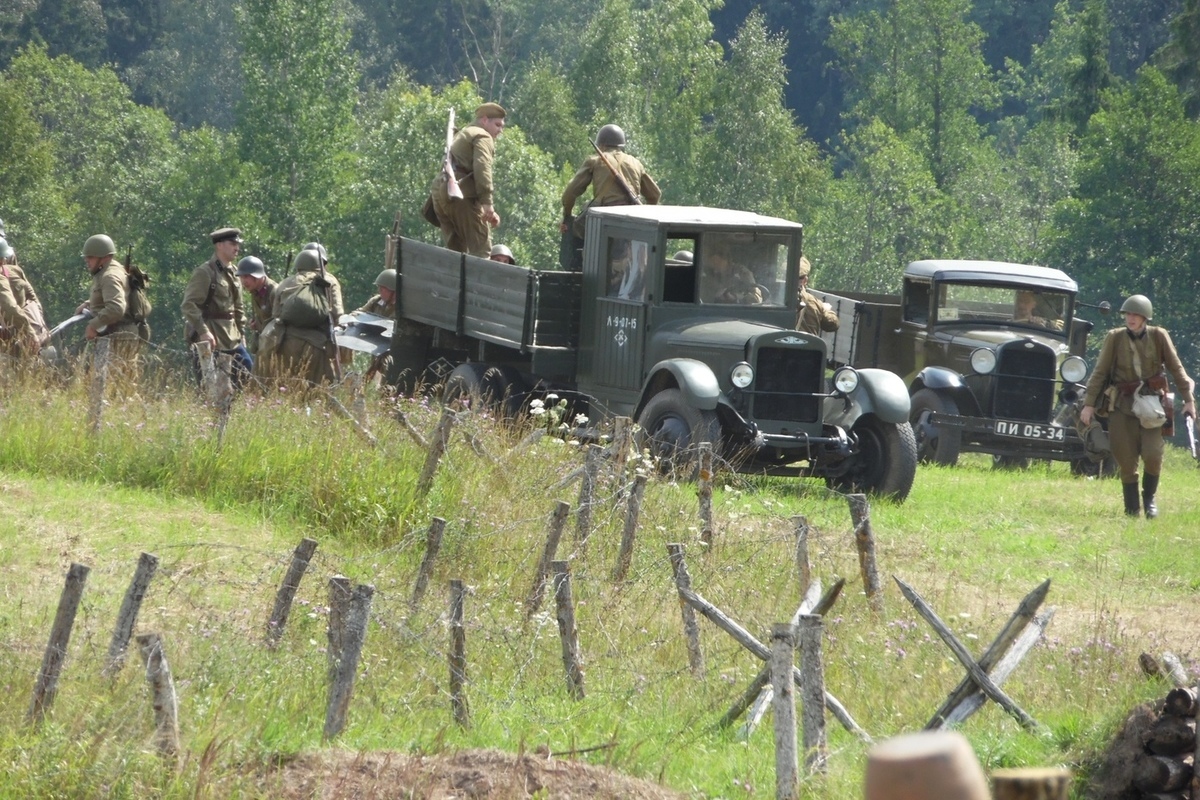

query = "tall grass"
[1,366,1195,798]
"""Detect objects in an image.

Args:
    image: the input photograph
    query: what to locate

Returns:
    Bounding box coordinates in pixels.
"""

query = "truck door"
[592,236,649,392]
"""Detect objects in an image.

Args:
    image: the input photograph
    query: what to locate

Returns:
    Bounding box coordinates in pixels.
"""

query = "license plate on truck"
[995,420,1065,441]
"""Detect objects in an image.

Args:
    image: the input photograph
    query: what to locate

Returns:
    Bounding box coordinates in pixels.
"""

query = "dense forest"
[2,0,1200,362]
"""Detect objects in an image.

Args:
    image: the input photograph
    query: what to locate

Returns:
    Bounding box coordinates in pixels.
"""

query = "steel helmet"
[671,250,693,263]
[375,268,397,291]
[293,248,323,273]
[82,234,116,258]
[0,238,12,260]
[237,256,266,278]
[302,241,328,264]
[1120,294,1153,320]
[596,124,626,148]
[489,244,514,261]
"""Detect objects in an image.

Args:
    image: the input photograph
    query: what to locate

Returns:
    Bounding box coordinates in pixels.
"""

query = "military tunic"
[353,294,394,318]
[431,123,497,257]
[5,262,48,343]
[0,269,35,356]
[1084,325,1194,481]
[84,260,141,357]
[266,269,344,385]
[796,287,840,335]
[244,277,277,355]
[181,256,246,349]
[562,149,662,229]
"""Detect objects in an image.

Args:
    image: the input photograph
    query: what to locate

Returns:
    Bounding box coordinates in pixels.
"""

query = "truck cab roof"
[589,204,805,232]
[904,259,1078,293]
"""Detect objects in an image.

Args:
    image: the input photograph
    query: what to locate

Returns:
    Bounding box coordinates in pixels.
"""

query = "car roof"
[589,204,804,231]
[904,259,1077,292]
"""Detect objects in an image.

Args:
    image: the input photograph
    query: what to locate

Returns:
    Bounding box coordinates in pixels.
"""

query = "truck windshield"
[935,283,1070,332]
[695,232,790,307]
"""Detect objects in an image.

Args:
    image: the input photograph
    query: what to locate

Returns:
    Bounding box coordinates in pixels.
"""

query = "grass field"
[1,369,1198,798]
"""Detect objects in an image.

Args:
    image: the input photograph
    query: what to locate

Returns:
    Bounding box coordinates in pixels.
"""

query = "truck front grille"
[993,346,1057,422]
[752,347,824,422]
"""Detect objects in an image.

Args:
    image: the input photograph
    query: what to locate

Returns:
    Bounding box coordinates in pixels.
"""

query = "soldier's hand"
[85,326,98,341]
[559,221,569,234]
[480,204,500,228]
[1080,405,1095,427]
[1184,401,1196,418]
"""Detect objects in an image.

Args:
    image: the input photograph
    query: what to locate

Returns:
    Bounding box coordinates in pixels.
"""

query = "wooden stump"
[864,731,989,800]
[990,767,1072,800]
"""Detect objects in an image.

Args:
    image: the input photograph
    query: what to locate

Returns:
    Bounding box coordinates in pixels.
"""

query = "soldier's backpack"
[125,262,152,323]
[278,272,331,328]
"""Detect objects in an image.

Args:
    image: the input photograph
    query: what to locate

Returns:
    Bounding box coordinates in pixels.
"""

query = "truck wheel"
[992,455,1030,470]
[480,365,525,419]
[910,388,961,466]
[827,416,918,501]
[637,389,721,479]
[1070,456,1117,479]
[442,363,487,410]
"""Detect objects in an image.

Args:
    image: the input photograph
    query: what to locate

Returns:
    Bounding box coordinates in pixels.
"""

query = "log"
[29,562,90,723]
[416,407,455,496]
[323,583,374,740]
[576,444,601,546]
[771,623,800,799]
[863,731,989,800]
[667,544,705,676]
[612,474,647,582]
[1164,687,1199,718]
[1147,715,1196,756]
[526,501,569,618]
[266,538,318,646]
[1160,652,1190,689]
[449,579,469,727]
[409,518,446,614]
[797,615,828,774]
[552,561,585,700]
[105,552,159,675]
[990,767,1071,800]
[698,443,714,547]
[1132,753,1192,793]
[136,632,180,760]
[848,495,882,612]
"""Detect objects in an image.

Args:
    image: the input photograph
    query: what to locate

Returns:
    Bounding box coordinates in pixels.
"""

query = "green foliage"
[1157,0,1200,118]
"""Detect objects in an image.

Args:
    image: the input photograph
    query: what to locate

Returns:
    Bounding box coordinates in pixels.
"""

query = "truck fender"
[635,359,721,417]
[911,366,978,415]
[852,368,912,424]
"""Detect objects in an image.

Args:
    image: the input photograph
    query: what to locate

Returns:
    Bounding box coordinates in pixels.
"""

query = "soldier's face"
[215,239,241,263]
[379,286,396,304]
[239,274,264,291]
[480,115,505,139]
[1124,312,1147,333]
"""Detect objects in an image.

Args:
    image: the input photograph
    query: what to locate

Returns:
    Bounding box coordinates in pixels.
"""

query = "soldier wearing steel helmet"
[182,227,252,389]
[353,269,397,318]
[0,237,45,359]
[237,256,276,356]
[561,124,661,242]
[266,247,344,386]
[74,234,142,360]
[488,244,516,265]
[430,103,507,257]
[1081,294,1195,518]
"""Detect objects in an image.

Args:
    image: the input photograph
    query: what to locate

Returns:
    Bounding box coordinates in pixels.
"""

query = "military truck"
[383,205,918,499]
[812,259,1113,474]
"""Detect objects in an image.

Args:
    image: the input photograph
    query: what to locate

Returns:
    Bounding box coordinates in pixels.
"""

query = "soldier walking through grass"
[182,227,252,390]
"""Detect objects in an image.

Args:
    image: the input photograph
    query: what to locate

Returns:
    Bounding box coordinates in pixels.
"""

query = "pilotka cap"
[475,102,506,119]
[210,227,244,244]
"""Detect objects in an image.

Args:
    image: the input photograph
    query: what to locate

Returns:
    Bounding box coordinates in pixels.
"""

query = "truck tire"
[827,416,918,501]
[992,455,1030,470]
[910,388,961,466]
[1070,455,1117,478]
[442,363,487,410]
[636,389,720,480]
[480,365,525,419]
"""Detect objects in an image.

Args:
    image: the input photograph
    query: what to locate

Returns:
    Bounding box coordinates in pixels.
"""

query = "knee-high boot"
[1142,473,1159,519]
[1122,481,1141,516]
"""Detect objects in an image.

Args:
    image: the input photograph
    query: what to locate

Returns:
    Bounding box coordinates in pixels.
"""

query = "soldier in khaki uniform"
[266,248,344,386]
[430,103,506,257]
[181,227,252,388]
[561,124,661,241]
[237,256,276,357]
[353,269,396,317]
[796,256,839,335]
[74,234,142,362]
[1,238,39,359]
[1080,294,1195,517]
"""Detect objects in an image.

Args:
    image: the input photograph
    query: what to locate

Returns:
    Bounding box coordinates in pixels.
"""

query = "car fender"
[636,359,720,417]
[911,366,978,414]
[826,368,912,426]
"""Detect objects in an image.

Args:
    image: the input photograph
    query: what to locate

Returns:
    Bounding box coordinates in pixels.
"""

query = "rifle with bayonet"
[1186,412,1197,462]
[443,108,463,200]
[590,139,641,206]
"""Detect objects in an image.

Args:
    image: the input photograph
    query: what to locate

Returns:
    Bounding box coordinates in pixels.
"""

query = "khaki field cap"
[210,227,243,244]
[475,102,506,119]
[799,256,812,278]
[82,234,116,258]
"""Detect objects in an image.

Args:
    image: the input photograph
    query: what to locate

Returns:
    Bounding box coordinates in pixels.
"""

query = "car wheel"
[909,388,962,466]
[1070,455,1118,479]
[826,416,918,501]
[636,389,721,480]
[992,455,1030,470]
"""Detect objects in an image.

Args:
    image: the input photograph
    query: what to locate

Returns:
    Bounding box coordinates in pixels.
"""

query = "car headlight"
[1061,356,1088,383]
[833,367,860,394]
[730,362,754,389]
[970,348,997,375]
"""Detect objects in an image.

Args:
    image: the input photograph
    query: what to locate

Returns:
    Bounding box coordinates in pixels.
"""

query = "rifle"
[1186,412,1197,460]
[444,109,463,200]
[590,139,641,206]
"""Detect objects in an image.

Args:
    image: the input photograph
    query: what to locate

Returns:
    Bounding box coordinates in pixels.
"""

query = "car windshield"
[693,232,791,307]
[935,283,1070,333]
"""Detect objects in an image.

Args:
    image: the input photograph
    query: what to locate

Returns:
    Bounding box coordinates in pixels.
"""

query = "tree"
[1157,0,1200,118]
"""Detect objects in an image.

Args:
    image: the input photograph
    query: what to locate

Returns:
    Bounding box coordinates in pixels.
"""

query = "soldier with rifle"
[267,246,344,387]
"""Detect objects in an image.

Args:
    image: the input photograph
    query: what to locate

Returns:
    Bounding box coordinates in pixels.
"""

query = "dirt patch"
[255,748,690,799]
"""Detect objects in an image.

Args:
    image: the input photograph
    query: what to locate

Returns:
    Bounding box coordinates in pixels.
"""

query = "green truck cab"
[385,205,917,499]
[814,259,1113,474]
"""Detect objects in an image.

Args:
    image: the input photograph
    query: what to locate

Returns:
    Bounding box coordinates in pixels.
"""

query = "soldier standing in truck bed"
[795,256,839,335]
[560,124,661,242]
[430,103,506,257]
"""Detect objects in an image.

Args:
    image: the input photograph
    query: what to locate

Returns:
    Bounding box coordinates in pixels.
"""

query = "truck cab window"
[904,281,930,324]
[606,237,649,301]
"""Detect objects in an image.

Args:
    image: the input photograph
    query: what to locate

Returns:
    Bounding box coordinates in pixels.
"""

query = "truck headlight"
[970,348,997,375]
[1061,356,1088,383]
[730,362,754,389]
[833,367,859,394]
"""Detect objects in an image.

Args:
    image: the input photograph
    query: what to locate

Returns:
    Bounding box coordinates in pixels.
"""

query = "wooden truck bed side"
[811,289,903,369]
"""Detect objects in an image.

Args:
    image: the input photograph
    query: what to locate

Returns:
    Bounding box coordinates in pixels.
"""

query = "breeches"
[433,194,491,257]
[1107,409,1164,481]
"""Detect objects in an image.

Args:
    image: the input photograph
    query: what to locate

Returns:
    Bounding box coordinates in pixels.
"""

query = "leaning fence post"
[526,501,570,618]
[449,579,470,727]
[667,543,704,676]
[195,340,216,399]
[416,408,456,496]
[213,352,234,440]
[798,615,828,774]
[266,537,319,647]
[88,338,111,432]
[552,561,586,700]
[698,443,715,546]
[410,517,447,615]
[324,583,374,741]
[612,473,648,582]
[848,494,883,612]
[771,623,800,800]
[576,444,602,547]
[610,416,632,497]
[29,562,90,724]
[326,575,353,684]
[136,632,181,761]
[793,516,812,597]
[104,552,159,676]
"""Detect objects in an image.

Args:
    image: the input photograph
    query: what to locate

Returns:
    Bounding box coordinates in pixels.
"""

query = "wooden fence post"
[29,562,90,724]
[449,579,470,727]
[667,543,704,676]
[409,517,447,615]
[576,444,602,547]
[863,731,989,800]
[793,516,811,596]
[324,583,374,740]
[771,623,800,800]
[552,561,586,700]
[526,501,570,618]
[848,494,883,612]
[326,575,353,684]
[698,443,715,546]
[612,473,647,582]
[991,767,1072,800]
[266,537,319,647]
[104,552,159,676]
[611,416,632,500]
[797,615,828,774]
[213,352,234,441]
[88,338,111,432]
[416,407,456,496]
[136,632,181,761]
